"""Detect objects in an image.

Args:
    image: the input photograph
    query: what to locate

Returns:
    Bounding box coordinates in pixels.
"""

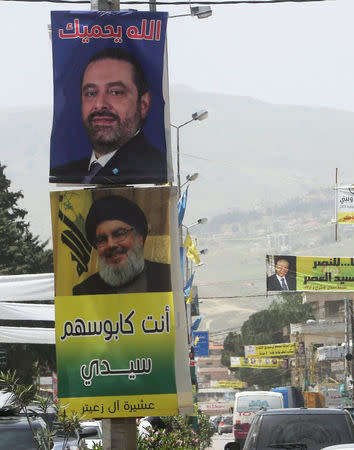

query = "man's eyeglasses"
[95,227,134,247]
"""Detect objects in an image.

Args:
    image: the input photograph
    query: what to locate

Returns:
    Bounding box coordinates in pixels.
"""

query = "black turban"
[85,195,148,247]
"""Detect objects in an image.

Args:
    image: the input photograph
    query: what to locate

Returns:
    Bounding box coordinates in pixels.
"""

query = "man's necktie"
[83,161,102,184]
[281,278,288,290]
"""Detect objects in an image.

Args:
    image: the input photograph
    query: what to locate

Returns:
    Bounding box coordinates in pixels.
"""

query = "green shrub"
[137,409,214,449]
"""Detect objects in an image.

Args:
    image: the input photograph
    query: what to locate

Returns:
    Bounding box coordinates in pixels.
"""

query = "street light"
[171,111,208,198]
[181,172,199,190]
[169,6,212,19]
[183,217,208,231]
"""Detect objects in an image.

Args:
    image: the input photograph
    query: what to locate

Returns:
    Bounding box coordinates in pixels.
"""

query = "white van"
[233,391,284,447]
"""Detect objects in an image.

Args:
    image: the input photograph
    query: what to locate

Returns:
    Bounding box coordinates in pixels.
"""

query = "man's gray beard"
[98,241,145,288]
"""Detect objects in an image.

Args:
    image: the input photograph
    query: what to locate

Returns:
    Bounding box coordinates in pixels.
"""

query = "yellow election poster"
[244,343,297,358]
[337,186,354,224]
[216,380,247,389]
[50,186,193,418]
[266,255,354,292]
[297,256,354,292]
[230,357,288,370]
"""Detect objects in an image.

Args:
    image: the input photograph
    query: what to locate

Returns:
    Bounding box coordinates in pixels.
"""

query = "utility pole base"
[102,418,138,450]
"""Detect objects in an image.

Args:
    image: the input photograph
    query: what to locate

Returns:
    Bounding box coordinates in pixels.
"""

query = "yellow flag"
[183,232,200,264]
[186,285,193,304]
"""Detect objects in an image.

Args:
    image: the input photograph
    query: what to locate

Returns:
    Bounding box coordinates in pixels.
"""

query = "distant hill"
[2,87,354,239]
[2,88,354,335]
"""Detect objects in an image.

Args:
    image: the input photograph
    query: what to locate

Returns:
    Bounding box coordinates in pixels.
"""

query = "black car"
[0,413,98,450]
[0,415,46,450]
[225,408,354,450]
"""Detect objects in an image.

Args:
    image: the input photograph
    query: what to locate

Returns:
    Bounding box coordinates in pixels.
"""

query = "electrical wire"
[0,0,331,4]
[200,292,286,299]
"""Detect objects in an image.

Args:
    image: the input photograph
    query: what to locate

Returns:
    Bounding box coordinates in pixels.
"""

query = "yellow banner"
[216,380,246,388]
[55,292,177,416]
[297,256,354,291]
[244,343,297,357]
[337,186,354,224]
[51,187,182,418]
[61,393,178,419]
[230,357,288,369]
[267,255,354,292]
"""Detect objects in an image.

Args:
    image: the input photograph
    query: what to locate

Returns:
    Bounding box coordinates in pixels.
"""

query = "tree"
[0,163,53,274]
[221,332,244,367]
[222,293,314,389]
[0,164,55,383]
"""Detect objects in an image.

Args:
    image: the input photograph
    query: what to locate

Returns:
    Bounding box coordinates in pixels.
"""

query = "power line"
[200,293,281,299]
[0,0,331,4]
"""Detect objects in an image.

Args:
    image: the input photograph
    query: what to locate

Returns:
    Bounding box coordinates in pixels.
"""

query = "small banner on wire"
[266,255,354,292]
[230,356,288,370]
[337,186,354,224]
[214,380,247,389]
[244,343,297,358]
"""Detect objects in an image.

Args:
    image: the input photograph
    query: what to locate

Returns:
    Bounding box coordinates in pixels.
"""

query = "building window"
[325,300,343,318]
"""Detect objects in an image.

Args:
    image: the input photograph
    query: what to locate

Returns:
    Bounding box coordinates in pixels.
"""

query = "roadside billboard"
[244,343,297,358]
[337,185,354,224]
[267,255,354,292]
[230,356,288,370]
[50,186,192,417]
[49,11,171,185]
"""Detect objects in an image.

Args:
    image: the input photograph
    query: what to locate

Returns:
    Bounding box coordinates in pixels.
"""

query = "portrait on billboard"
[267,255,354,292]
[51,186,172,297]
[266,255,297,292]
[49,11,171,185]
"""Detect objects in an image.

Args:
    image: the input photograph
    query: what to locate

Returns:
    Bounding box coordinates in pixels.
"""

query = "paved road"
[210,432,234,450]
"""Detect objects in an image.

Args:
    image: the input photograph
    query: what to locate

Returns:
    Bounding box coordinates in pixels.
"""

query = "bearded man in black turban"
[73,195,171,295]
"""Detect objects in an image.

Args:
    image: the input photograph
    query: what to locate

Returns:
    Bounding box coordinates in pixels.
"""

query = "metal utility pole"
[335,168,338,241]
[344,298,351,393]
[89,1,137,448]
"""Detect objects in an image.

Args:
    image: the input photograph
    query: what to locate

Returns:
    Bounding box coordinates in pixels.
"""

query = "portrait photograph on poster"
[49,11,171,185]
[50,186,187,417]
[266,254,297,292]
[51,187,172,296]
[266,255,354,292]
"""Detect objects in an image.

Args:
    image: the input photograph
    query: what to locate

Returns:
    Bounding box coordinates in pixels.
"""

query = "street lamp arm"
[170,118,195,131]
[171,110,208,198]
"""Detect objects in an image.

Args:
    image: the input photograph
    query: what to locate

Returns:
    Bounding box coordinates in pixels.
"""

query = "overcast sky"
[2,0,354,242]
[1,0,354,112]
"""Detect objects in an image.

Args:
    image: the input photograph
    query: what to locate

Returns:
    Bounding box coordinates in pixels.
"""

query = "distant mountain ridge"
[2,88,354,334]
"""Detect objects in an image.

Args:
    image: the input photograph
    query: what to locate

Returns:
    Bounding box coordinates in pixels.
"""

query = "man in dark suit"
[73,195,171,295]
[267,258,296,291]
[51,48,167,185]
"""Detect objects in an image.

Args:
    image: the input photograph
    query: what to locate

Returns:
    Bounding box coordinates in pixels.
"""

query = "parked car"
[0,411,98,450]
[0,414,46,450]
[225,408,354,450]
[344,407,354,420]
[79,420,103,449]
[52,422,99,449]
[209,415,222,433]
[218,415,233,435]
[0,390,19,414]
